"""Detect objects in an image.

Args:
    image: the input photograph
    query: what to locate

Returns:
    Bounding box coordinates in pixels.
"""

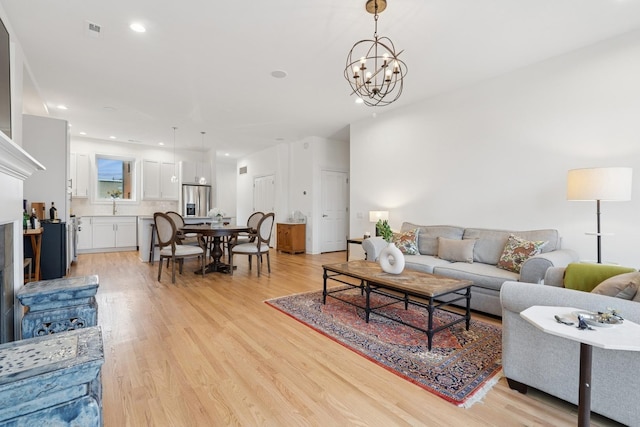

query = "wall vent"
[239,166,248,175]
[85,21,101,38]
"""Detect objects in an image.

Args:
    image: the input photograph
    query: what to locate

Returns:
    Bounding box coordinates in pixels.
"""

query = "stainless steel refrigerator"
[182,184,211,217]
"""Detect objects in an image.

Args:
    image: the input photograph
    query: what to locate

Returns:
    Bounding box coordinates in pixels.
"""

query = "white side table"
[521,306,640,427]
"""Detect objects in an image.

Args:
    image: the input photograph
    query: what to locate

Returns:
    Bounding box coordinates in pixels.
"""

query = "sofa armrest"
[519,249,579,284]
[361,237,387,261]
[542,266,565,287]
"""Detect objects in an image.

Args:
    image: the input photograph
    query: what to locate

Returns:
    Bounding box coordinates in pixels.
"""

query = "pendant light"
[344,0,407,107]
[170,126,178,183]
[199,131,207,184]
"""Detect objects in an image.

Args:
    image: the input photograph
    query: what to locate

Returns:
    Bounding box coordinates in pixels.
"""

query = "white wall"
[350,30,640,267]
[215,160,237,219]
[236,137,349,253]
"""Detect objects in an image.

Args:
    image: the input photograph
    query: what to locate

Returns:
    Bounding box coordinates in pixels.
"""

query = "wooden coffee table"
[322,260,473,350]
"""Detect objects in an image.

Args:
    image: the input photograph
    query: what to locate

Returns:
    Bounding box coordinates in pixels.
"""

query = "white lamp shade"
[567,167,632,201]
[369,210,389,222]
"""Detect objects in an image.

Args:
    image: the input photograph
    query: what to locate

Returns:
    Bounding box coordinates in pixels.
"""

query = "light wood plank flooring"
[68,250,622,426]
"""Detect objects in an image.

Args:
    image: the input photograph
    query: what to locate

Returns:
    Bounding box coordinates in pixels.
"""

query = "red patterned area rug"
[265,287,502,407]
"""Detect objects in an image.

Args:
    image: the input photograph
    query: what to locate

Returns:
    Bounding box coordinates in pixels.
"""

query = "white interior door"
[320,170,348,253]
[253,174,275,245]
[253,174,275,214]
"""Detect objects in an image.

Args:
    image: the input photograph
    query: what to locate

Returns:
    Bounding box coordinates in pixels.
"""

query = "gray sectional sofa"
[501,280,639,426]
[362,222,578,316]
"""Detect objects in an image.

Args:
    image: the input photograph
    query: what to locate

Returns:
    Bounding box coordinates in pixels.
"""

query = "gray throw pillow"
[437,237,475,263]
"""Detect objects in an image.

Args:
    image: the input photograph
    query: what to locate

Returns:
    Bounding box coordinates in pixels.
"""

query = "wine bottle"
[50,201,58,220]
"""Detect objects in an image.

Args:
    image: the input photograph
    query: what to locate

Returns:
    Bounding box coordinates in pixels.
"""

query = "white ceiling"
[2,0,640,159]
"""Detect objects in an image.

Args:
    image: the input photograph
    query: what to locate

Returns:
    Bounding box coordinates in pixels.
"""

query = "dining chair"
[227,211,264,256]
[166,211,201,245]
[230,212,275,276]
[154,212,205,283]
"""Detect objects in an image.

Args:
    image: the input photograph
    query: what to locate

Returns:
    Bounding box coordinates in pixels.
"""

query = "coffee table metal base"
[322,265,472,351]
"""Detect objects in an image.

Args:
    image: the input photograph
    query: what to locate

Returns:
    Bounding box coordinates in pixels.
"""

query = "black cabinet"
[24,222,66,281]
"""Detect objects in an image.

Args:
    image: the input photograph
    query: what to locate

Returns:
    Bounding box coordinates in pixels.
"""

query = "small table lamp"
[567,167,632,263]
[369,210,389,236]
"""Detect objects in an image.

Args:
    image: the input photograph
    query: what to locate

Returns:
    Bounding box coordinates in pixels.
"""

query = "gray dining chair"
[230,212,275,276]
[154,212,205,283]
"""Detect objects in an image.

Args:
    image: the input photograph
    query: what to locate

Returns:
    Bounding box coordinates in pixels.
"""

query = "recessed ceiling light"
[130,23,146,33]
[57,104,68,110]
[355,97,364,104]
[271,70,287,79]
[109,136,116,139]
[158,142,164,146]
[275,137,285,141]
[79,131,87,135]
[224,153,230,157]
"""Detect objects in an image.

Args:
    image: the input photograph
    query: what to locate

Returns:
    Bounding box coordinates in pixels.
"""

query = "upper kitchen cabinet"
[22,115,70,221]
[180,160,211,185]
[70,152,90,198]
[142,159,179,200]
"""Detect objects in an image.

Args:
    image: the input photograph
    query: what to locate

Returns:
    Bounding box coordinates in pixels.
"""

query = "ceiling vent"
[239,166,248,175]
[85,21,101,38]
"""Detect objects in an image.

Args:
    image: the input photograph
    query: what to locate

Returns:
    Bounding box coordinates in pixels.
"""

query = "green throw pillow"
[563,263,637,292]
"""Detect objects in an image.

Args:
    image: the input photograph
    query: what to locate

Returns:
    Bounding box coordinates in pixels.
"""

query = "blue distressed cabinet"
[17,275,99,339]
[0,326,104,426]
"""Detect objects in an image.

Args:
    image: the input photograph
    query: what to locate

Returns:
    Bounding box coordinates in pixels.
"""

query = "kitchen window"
[95,154,136,201]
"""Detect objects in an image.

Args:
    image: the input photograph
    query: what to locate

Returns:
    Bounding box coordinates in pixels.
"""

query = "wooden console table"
[24,227,43,282]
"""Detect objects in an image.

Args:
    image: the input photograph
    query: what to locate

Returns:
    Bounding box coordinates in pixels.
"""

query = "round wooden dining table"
[181,224,250,274]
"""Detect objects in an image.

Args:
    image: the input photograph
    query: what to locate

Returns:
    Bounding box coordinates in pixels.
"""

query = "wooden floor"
[68,250,622,426]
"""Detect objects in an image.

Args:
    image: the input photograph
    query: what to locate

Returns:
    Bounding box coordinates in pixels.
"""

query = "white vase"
[378,242,405,274]
[210,216,222,228]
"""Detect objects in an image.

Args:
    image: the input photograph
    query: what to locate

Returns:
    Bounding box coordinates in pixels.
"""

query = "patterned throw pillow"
[497,234,547,274]
[392,229,419,255]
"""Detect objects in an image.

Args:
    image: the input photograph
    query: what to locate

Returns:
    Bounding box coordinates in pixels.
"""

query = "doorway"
[320,170,348,253]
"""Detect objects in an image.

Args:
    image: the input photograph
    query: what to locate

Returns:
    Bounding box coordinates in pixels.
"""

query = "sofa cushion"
[463,228,560,265]
[404,255,452,274]
[434,262,518,292]
[401,223,464,256]
[563,263,637,292]
[392,229,419,255]
[437,237,475,263]
[497,234,547,274]
[591,272,640,300]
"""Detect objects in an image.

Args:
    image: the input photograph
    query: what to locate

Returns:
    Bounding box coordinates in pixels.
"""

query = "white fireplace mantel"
[0,131,45,180]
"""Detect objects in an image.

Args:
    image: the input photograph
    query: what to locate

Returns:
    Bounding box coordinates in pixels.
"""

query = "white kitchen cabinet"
[77,217,93,250]
[160,162,179,200]
[142,160,178,200]
[142,160,161,200]
[180,160,211,184]
[70,152,90,198]
[78,216,137,252]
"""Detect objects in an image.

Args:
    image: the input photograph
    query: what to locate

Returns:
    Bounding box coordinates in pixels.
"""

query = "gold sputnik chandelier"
[344,0,407,107]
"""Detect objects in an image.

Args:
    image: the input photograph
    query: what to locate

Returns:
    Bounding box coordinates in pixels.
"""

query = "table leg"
[364,281,371,323]
[578,343,592,427]
[426,296,434,351]
[465,287,471,330]
[322,269,328,304]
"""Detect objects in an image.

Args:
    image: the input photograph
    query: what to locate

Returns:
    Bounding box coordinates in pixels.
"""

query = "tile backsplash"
[71,198,179,217]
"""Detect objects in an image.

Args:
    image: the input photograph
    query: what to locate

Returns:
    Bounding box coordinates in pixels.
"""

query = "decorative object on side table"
[208,207,225,227]
[376,220,404,274]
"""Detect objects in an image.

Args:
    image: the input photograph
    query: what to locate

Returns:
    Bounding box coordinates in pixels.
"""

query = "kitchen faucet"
[112,198,117,215]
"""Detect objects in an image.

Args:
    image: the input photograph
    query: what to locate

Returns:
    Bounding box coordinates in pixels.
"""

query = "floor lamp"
[567,167,633,263]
